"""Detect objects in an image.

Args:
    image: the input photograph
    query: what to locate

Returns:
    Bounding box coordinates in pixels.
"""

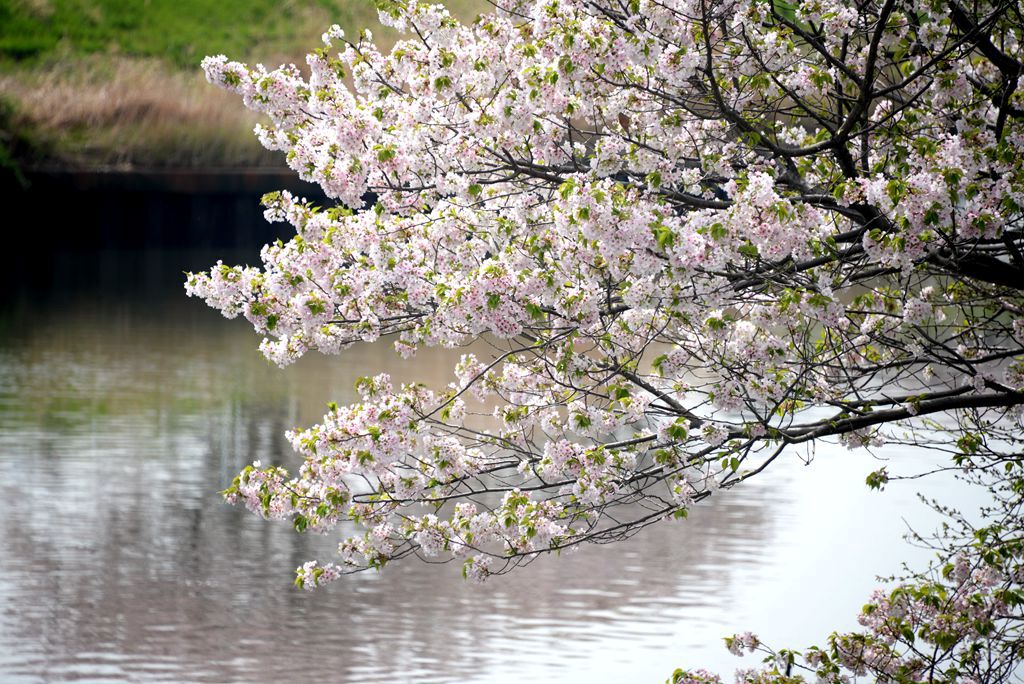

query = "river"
[0,191,983,682]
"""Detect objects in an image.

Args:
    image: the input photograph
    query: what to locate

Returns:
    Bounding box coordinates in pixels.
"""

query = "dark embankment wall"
[4,169,328,250]
[0,168,329,308]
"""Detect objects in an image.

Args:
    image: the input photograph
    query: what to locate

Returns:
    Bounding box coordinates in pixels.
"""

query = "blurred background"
[0,0,484,170]
[0,2,982,682]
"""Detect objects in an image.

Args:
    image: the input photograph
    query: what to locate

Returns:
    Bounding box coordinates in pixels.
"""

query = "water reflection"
[0,262,974,683]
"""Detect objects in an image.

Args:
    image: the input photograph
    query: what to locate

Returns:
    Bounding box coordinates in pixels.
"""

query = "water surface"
[0,246,980,683]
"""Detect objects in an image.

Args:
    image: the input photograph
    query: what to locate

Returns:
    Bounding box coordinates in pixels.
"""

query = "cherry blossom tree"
[186,0,1023,659]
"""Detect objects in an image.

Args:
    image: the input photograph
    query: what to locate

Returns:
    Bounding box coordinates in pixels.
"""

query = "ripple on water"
[0,297,974,683]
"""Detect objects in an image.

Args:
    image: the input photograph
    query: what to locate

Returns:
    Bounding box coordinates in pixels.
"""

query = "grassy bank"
[0,0,480,173]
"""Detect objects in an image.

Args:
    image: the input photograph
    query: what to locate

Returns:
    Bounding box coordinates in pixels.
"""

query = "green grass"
[0,0,392,68]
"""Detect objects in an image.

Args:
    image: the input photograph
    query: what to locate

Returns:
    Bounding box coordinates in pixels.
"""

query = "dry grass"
[13,0,55,20]
[1,56,274,167]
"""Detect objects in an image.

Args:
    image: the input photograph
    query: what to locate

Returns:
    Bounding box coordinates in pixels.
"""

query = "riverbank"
[0,0,481,177]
